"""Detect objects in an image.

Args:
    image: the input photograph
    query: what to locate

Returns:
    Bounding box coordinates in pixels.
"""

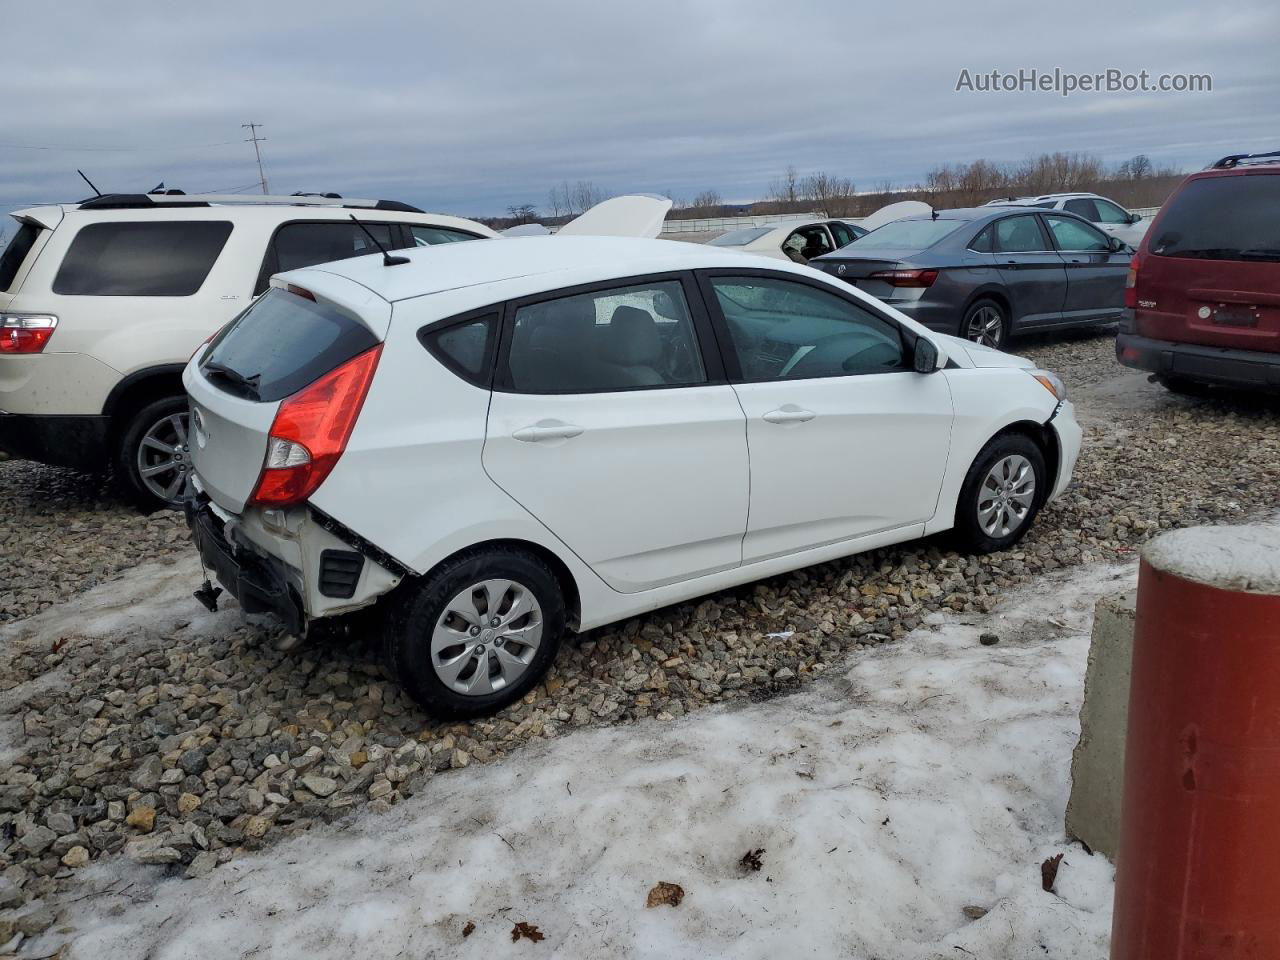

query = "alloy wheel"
[976,454,1036,537]
[431,579,544,696]
[965,305,1005,348]
[136,411,191,505]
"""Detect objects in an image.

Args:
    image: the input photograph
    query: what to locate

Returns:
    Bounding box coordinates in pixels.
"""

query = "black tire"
[114,395,191,511]
[383,546,566,719]
[952,432,1047,554]
[960,297,1010,351]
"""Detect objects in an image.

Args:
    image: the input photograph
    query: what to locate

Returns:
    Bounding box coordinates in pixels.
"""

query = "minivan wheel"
[115,396,191,511]
[952,433,1047,554]
[962,299,1009,350]
[384,547,565,719]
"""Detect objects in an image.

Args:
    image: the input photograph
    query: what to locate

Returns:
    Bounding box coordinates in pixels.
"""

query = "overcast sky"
[3,0,1278,219]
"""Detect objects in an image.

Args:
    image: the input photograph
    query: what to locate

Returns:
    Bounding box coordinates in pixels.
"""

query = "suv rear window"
[53,221,233,296]
[201,287,378,402]
[0,222,42,292]
[1150,175,1280,261]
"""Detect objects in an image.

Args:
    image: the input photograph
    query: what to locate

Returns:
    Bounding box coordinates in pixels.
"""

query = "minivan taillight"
[869,268,939,288]
[250,344,383,507]
[1124,254,1141,309]
[0,314,57,354]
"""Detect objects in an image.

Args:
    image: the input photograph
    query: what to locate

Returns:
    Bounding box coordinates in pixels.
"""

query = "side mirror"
[913,337,942,373]
[1108,235,1126,253]
[1128,212,1142,224]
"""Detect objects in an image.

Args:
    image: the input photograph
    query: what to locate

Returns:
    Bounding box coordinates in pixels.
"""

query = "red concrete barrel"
[1112,525,1280,959]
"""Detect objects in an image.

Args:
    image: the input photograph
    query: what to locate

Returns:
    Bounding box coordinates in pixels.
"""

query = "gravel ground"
[2,328,1279,941]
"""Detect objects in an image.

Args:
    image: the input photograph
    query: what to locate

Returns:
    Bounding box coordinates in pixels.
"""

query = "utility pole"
[242,122,269,194]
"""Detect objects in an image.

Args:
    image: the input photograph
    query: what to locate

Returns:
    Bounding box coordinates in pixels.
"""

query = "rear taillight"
[869,268,939,288]
[249,344,382,507]
[0,314,57,354]
[1124,254,1141,309]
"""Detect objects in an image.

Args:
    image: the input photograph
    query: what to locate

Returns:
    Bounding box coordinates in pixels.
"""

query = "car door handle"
[512,420,584,442]
[762,406,816,424]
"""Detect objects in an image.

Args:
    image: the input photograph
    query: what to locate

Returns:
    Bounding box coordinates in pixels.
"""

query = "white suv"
[0,193,496,508]
[183,235,1081,718]
[985,193,1148,247]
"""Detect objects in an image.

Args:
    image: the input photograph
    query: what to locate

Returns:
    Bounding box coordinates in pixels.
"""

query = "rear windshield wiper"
[201,360,261,399]
[1238,248,1280,261]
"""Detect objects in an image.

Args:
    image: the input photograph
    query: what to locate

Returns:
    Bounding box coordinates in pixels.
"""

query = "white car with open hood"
[183,235,1080,718]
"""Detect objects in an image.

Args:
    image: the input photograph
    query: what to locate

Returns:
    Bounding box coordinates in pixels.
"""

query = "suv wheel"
[953,433,1047,554]
[962,298,1009,350]
[116,396,191,510]
[384,547,565,719]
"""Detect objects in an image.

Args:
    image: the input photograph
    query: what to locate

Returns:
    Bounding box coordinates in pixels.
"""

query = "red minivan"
[1117,151,1280,392]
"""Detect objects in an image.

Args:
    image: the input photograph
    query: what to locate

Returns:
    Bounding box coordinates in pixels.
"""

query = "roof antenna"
[77,169,102,197]
[349,214,409,266]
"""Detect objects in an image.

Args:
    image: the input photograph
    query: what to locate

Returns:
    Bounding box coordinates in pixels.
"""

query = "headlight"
[1028,368,1066,401]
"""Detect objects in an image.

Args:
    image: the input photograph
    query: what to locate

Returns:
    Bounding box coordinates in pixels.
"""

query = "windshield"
[201,287,378,402]
[1150,175,1280,261]
[846,219,965,251]
[710,227,773,246]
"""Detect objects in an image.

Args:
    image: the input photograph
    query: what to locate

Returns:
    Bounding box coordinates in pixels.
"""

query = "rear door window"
[993,215,1049,253]
[1064,198,1101,221]
[1149,175,1280,261]
[53,221,232,296]
[0,222,42,292]
[409,225,482,245]
[200,287,378,402]
[271,221,396,273]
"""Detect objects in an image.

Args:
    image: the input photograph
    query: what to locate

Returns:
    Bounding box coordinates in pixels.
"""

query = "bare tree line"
[477,151,1183,229]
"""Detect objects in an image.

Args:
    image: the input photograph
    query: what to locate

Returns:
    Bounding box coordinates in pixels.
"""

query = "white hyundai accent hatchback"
[183,236,1080,718]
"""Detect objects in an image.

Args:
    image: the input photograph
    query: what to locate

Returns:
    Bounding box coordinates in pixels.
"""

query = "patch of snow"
[1143,523,1280,594]
[55,560,1135,959]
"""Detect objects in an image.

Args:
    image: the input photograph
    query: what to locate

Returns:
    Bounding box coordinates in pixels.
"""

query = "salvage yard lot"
[1,329,1279,952]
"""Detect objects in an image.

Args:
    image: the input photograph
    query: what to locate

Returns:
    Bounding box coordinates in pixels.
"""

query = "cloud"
[2,0,1278,217]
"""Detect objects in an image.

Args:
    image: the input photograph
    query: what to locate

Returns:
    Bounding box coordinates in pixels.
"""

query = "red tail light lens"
[869,269,939,288]
[0,314,57,354]
[1124,254,1141,309]
[250,344,382,507]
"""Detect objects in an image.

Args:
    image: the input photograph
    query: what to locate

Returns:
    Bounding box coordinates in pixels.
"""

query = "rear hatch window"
[851,219,964,250]
[53,221,232,296]
[0,221,43,292]
[201,287,378,402]
[1150,175,1280,262]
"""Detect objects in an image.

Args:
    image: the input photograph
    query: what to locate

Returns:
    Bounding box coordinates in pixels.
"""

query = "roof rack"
[1210,150,1280,170]
[76,193,425,213]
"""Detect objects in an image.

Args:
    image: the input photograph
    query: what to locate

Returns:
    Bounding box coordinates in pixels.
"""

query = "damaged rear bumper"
[184,488,405,633]
[187,494,306,635]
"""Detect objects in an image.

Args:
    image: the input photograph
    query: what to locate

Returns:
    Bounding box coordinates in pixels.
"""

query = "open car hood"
[859,200,933,232]
[556,194,673,239]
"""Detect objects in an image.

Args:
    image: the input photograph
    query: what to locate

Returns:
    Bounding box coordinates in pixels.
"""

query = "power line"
[242,123,268,195]
[0,139,242,153]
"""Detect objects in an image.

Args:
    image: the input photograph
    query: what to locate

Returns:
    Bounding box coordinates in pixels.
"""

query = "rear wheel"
[953,433,1047,554]
[961,298,1009,350]
[383,546,565,719]
[1157,375,1211,397]
[115,396,191,511]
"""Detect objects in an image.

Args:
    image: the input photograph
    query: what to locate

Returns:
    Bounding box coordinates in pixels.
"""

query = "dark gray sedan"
[810,207,1130,348]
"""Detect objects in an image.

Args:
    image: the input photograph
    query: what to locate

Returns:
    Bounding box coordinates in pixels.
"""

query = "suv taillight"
[1124,254,1141,309]
[250,344,382,507]
[0,314,57,354]
[869,268,939,288]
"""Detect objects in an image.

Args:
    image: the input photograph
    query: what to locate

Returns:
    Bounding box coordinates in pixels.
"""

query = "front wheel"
[115,396,192,511]
[961,298,1009,350]
[952,433,1047,554]
[383,547,566,719]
